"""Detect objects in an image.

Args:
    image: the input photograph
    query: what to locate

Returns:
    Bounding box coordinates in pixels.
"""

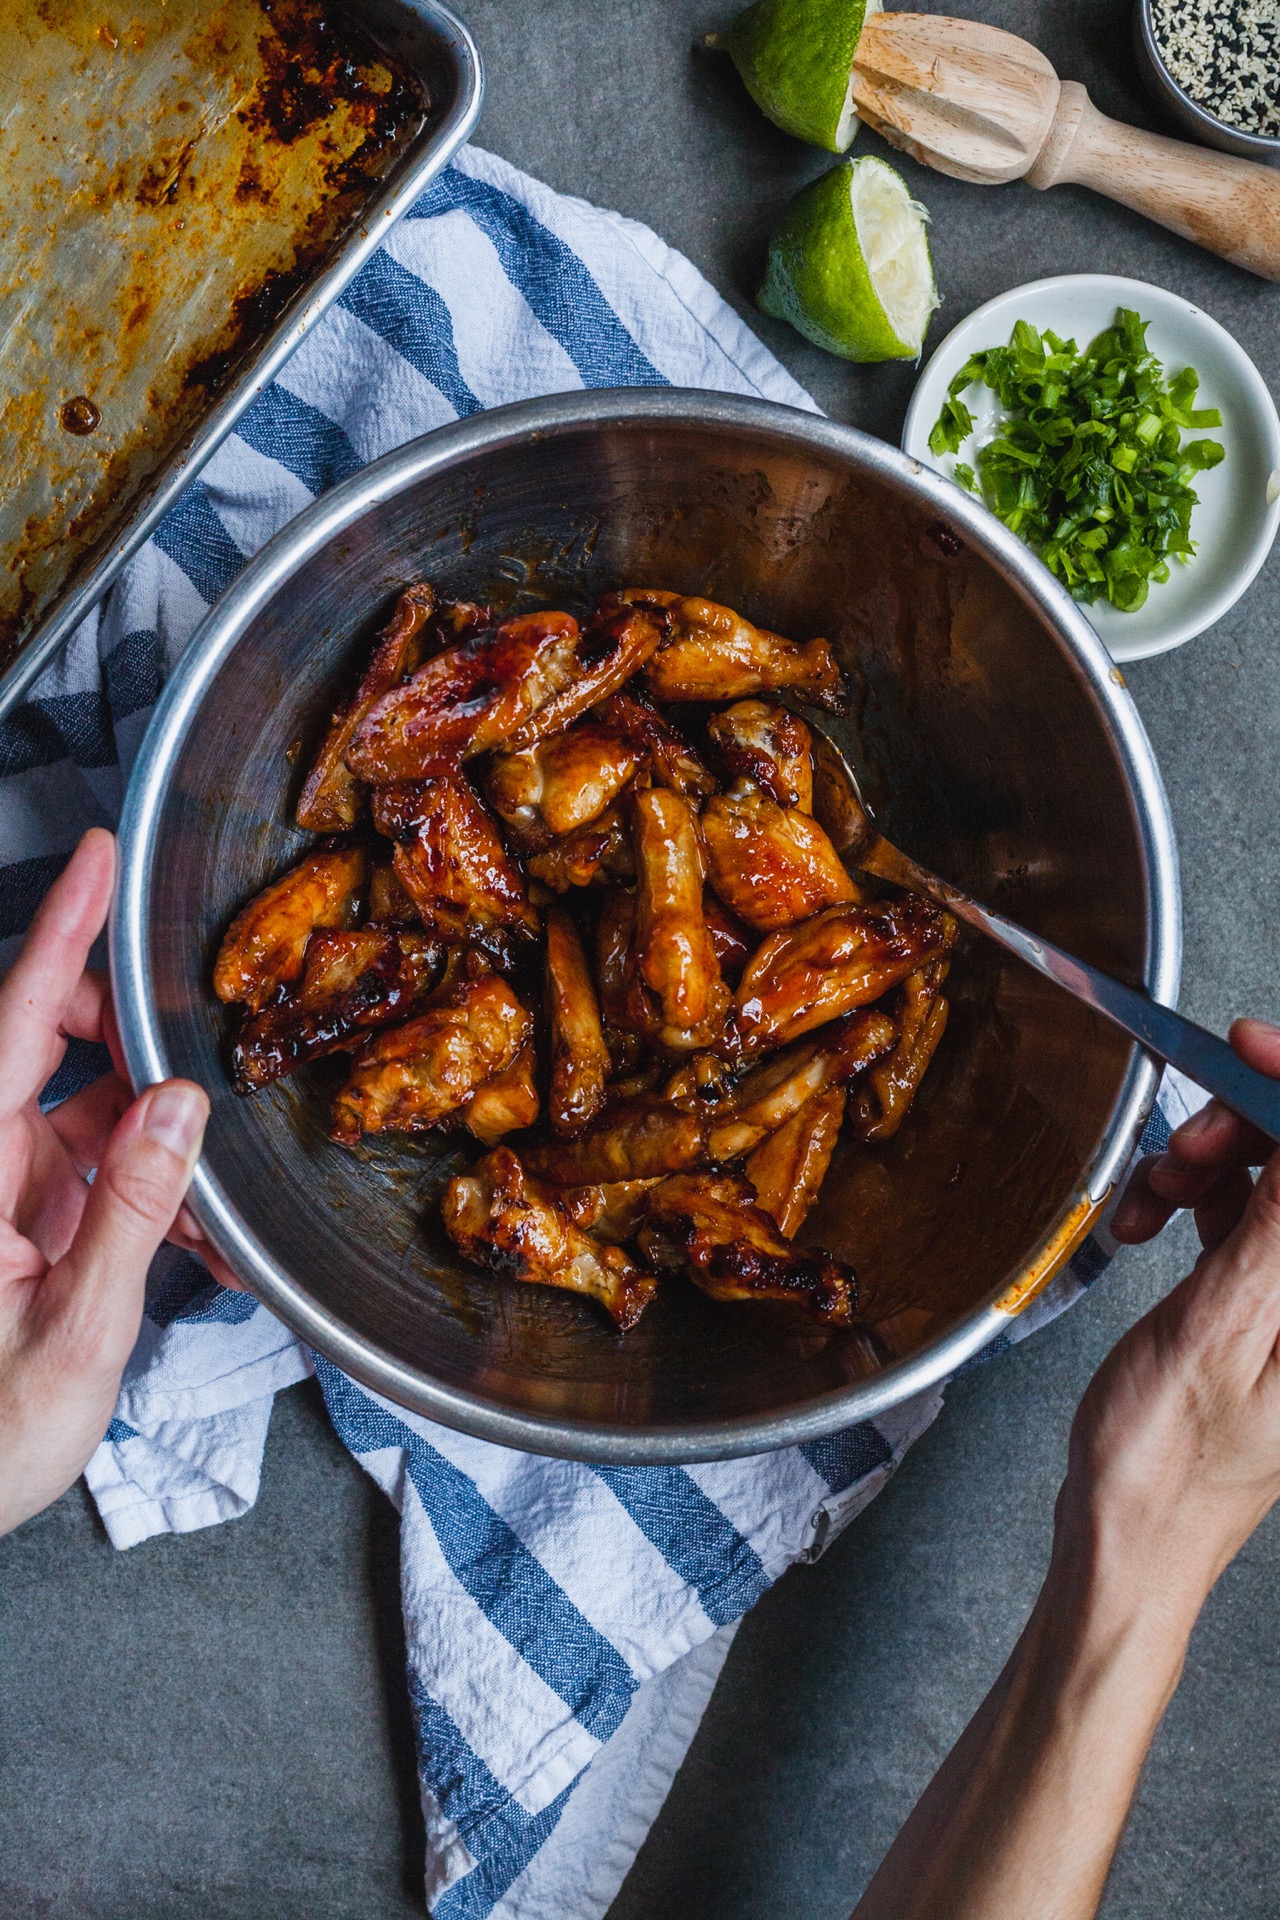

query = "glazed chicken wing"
[485,725,640,849]
[546,907,611,1138]
[331,973,531,1145]
[525,1093,709,1185]
[556,1177,663,1242]
[367,858,419,926]
[591,688,716,800]
[630,787,728,1051]
[230,929,444,1093]
[442,1147,658,1330]
[733,896,957,1052]
[347,611,581,780]
[701,785,863,933]
[851,958,951,1142]
[637,1173,858,1325]
[706,1009,896,1160]
[706,699,814,809]
[373,776,538,942]
[213,848,367,1013]
[630,594,845,710]
[504,605,665,750]
[296,585,437,833]
[463,1044,540,1146]
[744,1088,847,1239]
[525,806,636,893]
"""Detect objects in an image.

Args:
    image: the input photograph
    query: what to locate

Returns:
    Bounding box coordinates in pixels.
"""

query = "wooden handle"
[1026,82,1280,280]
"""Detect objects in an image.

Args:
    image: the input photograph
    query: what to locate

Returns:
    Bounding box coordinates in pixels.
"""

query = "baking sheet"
[0,0,481,715]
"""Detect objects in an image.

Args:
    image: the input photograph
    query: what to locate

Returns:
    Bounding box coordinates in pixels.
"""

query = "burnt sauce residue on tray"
[0,0,429,668]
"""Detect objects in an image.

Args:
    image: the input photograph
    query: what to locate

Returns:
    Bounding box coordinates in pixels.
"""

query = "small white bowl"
[902,274,1280,663]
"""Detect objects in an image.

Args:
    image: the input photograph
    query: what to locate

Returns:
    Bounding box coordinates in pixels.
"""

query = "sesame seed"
[1151,0,1280,137]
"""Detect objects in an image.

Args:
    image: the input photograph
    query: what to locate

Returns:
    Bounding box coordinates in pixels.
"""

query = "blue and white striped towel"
[5,144,1196,1920]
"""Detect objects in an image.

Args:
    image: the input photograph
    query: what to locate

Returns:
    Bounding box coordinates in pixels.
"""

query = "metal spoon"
[810,725,1280,1144]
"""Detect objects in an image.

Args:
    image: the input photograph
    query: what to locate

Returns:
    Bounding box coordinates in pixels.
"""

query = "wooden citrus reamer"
[850,12,1280,280]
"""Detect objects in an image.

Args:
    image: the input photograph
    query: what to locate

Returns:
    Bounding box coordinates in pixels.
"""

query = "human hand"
[0,829,211,1535]
[1058,1019,1280,1633]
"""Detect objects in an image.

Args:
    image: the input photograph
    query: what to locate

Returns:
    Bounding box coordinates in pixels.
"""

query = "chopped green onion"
[928,308,1225,612]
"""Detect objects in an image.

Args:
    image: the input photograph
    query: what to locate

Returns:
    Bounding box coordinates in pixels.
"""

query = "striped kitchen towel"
[4,143,1196,1920]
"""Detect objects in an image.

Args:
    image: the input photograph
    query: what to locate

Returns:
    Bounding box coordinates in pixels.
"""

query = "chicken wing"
[485,725,640,849]
[593,887,642,1074]
[630,787,728,1051]
[556,1178,662,1242]
[591,689,716,800]
[463,1044,540,1146]
[706,699,814,809]
[524,1094,709,1185]
[634,595,845,710]
[732,896,957,1052]
[637,1174,858,1325]
[525,806,636,893]
[701,786,862,933]
[374,776,538,942]
[744,1088,847,1239]
[442,1147,658,1330]
[504,604,665,750]
[546,907,611,1138]
[706,1010,896,1159]
[295,585,437,833]
[230,930,444,1093]
[851,958,951,1142]
[213,848,367,1012]
[347,611,581,780]
[331,973,531,1145]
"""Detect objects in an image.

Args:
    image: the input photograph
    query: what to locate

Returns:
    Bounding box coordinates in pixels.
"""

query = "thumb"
[39,1081,209,1363]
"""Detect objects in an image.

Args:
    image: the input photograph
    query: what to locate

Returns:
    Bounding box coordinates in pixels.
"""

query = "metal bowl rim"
[111,387,1181,1463]
[1134,0,1280,158]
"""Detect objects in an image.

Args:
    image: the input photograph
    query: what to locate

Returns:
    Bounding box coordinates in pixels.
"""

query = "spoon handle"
[865,839,1280,1143]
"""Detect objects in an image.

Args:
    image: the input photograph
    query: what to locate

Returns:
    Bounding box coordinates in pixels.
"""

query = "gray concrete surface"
[3,0,1279,1913]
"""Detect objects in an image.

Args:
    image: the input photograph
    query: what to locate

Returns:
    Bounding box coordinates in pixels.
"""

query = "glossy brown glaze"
[442,1147,658,1330]
[382,776,538,942]
[331,973,531,1145]
[638,1173,859,1325]
[485,724,640,848]
[702,785,863,932]
[733,897,957,1052]
[212,847,367,1011]
[525,1094,710,1185]
[463,1044,541,1146]
[706,699,814,808]
[546,907,611,1138]
[526,806,635,893]
[230,928,443,1092]
[745,1088,847,1238]
[630,787,728,1051]
[505,606,665,749]
[347,611,581,778]
[852,957,952,1142]
[592,688,716,799]
[296,584,437,832]
[637,595,846,709]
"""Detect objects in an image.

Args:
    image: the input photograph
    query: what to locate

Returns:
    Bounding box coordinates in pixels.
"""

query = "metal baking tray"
[0,0,481,720]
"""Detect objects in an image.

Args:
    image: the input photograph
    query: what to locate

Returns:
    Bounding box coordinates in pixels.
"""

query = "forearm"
[851,1526,1193,1920]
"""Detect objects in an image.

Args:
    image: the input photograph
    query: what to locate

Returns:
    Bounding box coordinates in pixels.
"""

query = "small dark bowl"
[1135,0,1280,162]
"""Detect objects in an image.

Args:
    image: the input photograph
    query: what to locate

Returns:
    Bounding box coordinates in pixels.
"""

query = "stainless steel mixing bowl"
[112,390,1180,1462]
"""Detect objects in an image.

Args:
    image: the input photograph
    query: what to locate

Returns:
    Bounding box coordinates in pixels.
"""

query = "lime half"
[726,0,881,153]
[758,156,938,362]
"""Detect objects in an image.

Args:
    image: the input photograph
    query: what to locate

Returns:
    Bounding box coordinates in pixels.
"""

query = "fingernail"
[1175,1103,1218,1142]
[143,1084,207,1158]
[1111,1193,1141,1236]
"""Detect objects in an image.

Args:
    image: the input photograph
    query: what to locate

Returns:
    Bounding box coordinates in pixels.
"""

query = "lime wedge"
[726,0,881,153]
[757,156,939,362]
